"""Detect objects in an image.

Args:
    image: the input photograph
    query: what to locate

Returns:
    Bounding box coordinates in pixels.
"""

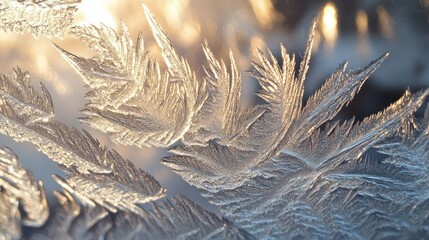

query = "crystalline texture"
[375,106,429,229]
[18,3,429,239]
[0,0,81,38]
[0,148,249,239]
[0,147,48,239]
[57,6,268,150]
[161,23,429,239]
[56,21,207,148]
[0,68,165,215]
[181,42,265,148]
[0,185,21,240]
[30,191,252,240]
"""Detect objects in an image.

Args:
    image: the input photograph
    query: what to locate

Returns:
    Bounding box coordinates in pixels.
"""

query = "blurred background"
[0,0,428,214]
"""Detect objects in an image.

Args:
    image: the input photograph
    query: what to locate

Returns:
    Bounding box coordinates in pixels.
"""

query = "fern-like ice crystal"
[0,147,48,239]
[0,0,81,38]
[31,191,251,240]
[56,6,265,149]
[142,8,428,239]
[1,3,428,239]
[0,148,250,239]
[56,20,207,148]
[0,68,165,215]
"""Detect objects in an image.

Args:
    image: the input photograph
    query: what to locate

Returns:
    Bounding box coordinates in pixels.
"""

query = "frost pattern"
[181,42,265,148]
[1,3,428,239]
[57,6,429,238]
[0,148,249,239]
[56,6,265,149]
[0,189,20,240]
[375,106,429,228]
[0,0,81,38]
[160,24,429,239]
[0,147,48,239]
[30,191,251,240]
[0,68,165,215]
[56,20,207,148]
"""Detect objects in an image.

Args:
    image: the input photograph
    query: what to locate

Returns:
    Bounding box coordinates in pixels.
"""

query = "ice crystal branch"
[0,188,20,240]
[161,23,429,239]
[0,149,250,239]
[57,7,265,149]
[375,106,429,223]
[56,6,429,238]
[0,147,48,239]
[30,191,251,240]
[0,3,428,239]
[56,20,207,148]
[0,0,81,38]
[180,42,265,148]
[0,68,165,215]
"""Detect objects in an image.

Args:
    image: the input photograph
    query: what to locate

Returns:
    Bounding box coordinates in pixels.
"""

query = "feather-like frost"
[56,18,207,148]
[0,189,21,240]
[57,7,428,238]
[163,22,429,238]
[375,106,429,228]
[0,68,165,216]
[30,191,252,240]
[0,148,249,239]
[5,4,427,239]
[0,147,48,240]
[0,0,81,38]
[182,42,264,148]
[57,6,266,149]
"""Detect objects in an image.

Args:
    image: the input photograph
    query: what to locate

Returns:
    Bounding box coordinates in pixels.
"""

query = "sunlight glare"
[75,0,117,28]
[321,2,338,49]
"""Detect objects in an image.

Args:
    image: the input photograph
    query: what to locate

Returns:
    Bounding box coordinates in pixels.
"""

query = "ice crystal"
[54,5,429,238]
[0,68,165,215]
[56,6,269,149]
[148,13,428,240]
[0,147,48,239]
[0,148,249,239]
[0,3,428,240]
[30,191,251,240]
[180,42,265,148]
[0,189,20,240]
[0,0,81,38]
[56,20,207,148]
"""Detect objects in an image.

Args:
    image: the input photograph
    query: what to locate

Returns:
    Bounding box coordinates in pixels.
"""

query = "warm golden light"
[321,2,338,48]
[0,32,18,48]
[181,20,201,46]
[356,10,370,57]
[36,54,69,95]
[377,6,394,39]
[161,0,201,46]
[249,0,283,28]
[56,83,67,95]
[35,55,49,75]
[74,0,117,27]
[356,10,368,35]
[312,30,321,53]
[250,36,265,57]
[164,0,189,29]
